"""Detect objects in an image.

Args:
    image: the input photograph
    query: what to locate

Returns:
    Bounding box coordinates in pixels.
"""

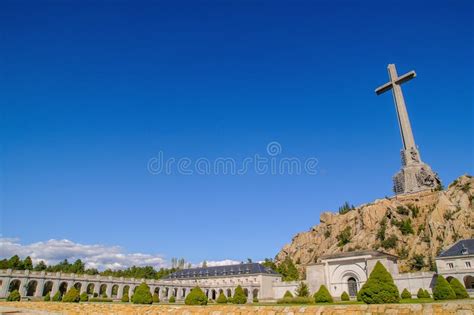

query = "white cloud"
[0,237,167,271]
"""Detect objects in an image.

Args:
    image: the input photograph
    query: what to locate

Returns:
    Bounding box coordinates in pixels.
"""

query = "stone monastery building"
[1,239,473,301]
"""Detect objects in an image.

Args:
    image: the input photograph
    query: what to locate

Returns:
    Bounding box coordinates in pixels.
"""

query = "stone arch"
[87,283,95,294]
[58,282,68,295]
[226,288,232,297]
[446,276,454,283]
[464,275,474,289]
[154,287,160,295]
[42,281,53,296]
[26,280,38,296]
[243,288,249,297]
[122,285,130,296]
[99,284,107,296]
[252,288,259,299]
[211,289,217,300]
[181,288,186,298]
[74,282,82,291]
[8,279,21,293]
[111,284,119,297]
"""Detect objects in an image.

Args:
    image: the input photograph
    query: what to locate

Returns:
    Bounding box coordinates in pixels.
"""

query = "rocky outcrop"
[276,175,474,273]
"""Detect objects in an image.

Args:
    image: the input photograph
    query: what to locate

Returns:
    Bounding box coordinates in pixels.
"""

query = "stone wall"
[1,301,473,315]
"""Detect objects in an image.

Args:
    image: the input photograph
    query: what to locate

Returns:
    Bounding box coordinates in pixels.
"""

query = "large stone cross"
[375,64,417,153]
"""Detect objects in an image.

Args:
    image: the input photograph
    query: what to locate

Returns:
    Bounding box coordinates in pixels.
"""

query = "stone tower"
[375,64,441,194]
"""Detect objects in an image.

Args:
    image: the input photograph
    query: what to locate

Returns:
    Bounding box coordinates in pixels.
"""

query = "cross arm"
[395,70,416,85]
[375,81,393,95]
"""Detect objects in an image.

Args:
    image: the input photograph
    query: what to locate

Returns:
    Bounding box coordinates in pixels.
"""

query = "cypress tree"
[216,292,228,303]
[184,286,208,305]
[295,282,309,297]
[358,261,400,304]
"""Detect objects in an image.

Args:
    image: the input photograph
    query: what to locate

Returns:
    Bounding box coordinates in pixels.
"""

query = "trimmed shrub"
[62,287,80,303]
[417,288,428,299]
[433,275,456,300]
[152,293,159,303]
[314,285,333,303]
[216,292,227,303]
[80,292,88,302]
[7,290,21,301]
[169,295,176,303]
[232,285,247,304]
[44,293,51,301]
[121,293,129,302]
[295,282,310,297]
[93,293,98,298]
[253,297,259,303]
[277,296,313,304]
[449,278,469,299]
[52,291,62,302]
[185,286,208,305]
[358,261,400,304]
[131,283,153,304]
[101,293,108,298]
[423,289,431,298]
[401,288,411,299]
[341,291,350,301]
[283,290,294,298]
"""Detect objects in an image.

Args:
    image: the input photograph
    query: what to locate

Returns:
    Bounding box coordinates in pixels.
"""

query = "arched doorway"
[111,285,119,298]
[87,283,95,295]
[347,277,358,297]
[26,280,38,296]
[464,276,474,289]
[243,288,249,297]
[42,281,53,296]
[58,282,68,295]
[74,282,82,292]
[227,289,232,298]
[8,279,21,293]
[99,284,107,296]
[446,276,454,283]
[252,288,259,299]
[122,285,130,297]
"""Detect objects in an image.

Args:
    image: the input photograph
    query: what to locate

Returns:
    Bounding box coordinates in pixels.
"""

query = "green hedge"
[277,296,313,304]
[152,293,159,303]
[7,290,21,302]
[121,293,129,302]
[89,297,113,302]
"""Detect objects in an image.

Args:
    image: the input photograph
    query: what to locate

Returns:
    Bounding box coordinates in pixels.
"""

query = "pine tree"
[295,282,309,297]
[23,256,33,270]
[433,275,456,300]
[358,261,400,304]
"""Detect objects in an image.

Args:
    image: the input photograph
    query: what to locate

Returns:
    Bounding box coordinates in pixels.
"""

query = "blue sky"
[1,1,473,268]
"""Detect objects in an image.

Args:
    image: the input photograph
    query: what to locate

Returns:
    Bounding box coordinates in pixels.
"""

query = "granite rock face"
[276,175,474,273]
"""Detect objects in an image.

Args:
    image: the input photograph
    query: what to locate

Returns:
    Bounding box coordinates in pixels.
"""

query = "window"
[447,263,454,269]
[466,261,471,268]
